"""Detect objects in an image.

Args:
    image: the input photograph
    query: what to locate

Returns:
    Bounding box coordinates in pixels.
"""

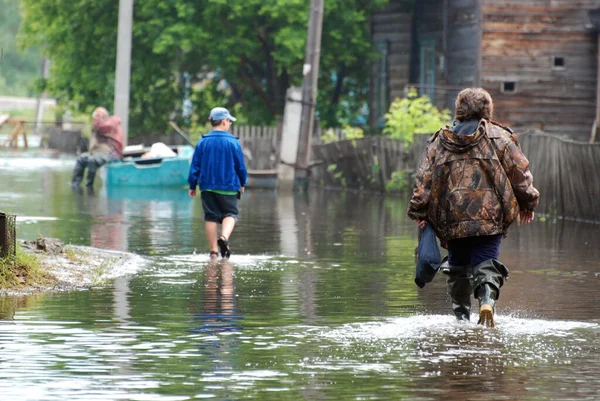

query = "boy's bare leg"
[205,221,219,254]
[220,216,236,241]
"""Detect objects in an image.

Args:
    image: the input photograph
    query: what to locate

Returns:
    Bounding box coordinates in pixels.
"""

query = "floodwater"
[0,148,599,400]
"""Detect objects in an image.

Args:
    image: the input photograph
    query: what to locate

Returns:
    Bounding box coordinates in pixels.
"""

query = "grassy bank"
[0,246,54,290]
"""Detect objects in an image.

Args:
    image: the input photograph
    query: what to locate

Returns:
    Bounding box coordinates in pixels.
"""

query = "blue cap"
[209,107,236,122]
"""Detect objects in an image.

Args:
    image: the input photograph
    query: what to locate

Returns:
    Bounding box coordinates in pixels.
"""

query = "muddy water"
[0,151,599,400]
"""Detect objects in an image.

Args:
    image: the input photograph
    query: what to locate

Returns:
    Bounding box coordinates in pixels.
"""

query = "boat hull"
[105,157,190,186]
[104,146,194,187]
[246,169,278,189]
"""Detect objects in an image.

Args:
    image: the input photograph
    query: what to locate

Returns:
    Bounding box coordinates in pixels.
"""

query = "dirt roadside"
[1,237,145,295]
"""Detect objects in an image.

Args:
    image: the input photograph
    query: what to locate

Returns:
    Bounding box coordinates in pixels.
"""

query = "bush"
[383,87,452,145]
[320,126,365,144]
[386,170,412,193]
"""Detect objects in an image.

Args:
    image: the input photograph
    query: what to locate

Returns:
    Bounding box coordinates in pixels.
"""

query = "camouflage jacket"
[407,119,540,242]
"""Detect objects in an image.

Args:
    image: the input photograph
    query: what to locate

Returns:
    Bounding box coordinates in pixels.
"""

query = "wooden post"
[588,9,600,143]
[114,0,133,145]
[475,0,483,87]
[592,31,600,144]
[296,0,324,187]
[0,212,6,259]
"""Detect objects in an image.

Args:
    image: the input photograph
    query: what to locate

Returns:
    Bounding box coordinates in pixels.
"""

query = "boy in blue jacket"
[188,107,248,259]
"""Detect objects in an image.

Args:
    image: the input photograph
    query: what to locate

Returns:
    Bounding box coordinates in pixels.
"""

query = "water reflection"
[190,259,242,336]
[189,258,242,393]
[99,186,194,254]
[0,152,600,400]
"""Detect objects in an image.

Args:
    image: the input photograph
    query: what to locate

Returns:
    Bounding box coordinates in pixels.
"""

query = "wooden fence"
[231,125,279,140]
[311,130,600,222]
[231,125,347,170]
[232,125,345,143]
[519,131,600,222]
[310,136,426,191]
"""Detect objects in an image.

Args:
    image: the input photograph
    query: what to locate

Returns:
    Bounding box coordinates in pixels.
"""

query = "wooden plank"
[372,31,412,43]
[484,2,600,12]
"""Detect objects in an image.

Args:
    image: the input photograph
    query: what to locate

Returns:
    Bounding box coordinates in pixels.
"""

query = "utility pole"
[295,0,324,189]
[34,57,49,135]
[114,0,134,145]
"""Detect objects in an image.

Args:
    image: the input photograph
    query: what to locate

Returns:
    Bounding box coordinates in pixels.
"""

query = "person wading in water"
[187,107,247,259]
[71,107,124,189]
[408,88,539,327]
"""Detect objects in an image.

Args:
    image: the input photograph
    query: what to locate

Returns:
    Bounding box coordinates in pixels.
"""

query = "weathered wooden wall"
[446,0,481,88]
[311,137,406,191]
[519,131,600,222]
[370,0,413,124]
[408,0,480,111]
[311,131,600,222]
[372,1,412,101]
[411,0,445,105]
[310,135,429,192]
[481,0,600,141]
[232,125,279,170]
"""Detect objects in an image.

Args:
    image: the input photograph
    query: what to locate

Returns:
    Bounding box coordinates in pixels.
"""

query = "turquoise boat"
[102,145,194,187]
[101,141,278,189]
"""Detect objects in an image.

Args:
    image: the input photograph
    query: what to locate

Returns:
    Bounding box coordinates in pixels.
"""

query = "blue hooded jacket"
[187,131,248,191]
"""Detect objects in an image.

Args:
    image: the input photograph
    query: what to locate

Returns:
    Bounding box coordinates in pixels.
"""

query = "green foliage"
[0,0,43,96]
[326,163,346,186]
[343,126,365,141]
[383,87,452,145]
[19,0,391,135]
[320,125,364,144]
[385,170,411,193]
[320,129,339,144]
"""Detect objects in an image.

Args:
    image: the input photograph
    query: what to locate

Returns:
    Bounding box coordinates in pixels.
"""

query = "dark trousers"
[447,234,502,268]
[446,234,508,296]
[71,152,117,187]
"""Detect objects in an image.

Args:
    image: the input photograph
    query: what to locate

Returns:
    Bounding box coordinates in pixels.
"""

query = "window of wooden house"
[501,81,517,94]
[419,37,436,101]
[553,56,565,70]
[373,40,390,126]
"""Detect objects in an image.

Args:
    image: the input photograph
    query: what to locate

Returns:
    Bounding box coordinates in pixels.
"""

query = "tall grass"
[0,245,52,290]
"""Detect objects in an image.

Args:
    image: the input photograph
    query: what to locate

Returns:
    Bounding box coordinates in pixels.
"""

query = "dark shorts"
[201,191,239,223]
[447,234,502,268]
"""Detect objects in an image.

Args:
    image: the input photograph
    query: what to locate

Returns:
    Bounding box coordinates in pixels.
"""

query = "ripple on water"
[157,254,292,273]
[0,157,73,171]
[312,314,599,374]
[322,314,598,341]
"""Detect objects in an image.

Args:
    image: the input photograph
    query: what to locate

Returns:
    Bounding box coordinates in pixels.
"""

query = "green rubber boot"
[443,262,473,321]
[475,283,498,327]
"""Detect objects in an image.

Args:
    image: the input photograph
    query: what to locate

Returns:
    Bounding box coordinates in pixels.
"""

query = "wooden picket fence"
[232,125,345,144]
[232,124,347,170]
[231,125,279,140]
[519,131,600,222]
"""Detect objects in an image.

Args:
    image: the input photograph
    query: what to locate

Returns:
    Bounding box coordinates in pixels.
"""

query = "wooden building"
[371,0,600,141]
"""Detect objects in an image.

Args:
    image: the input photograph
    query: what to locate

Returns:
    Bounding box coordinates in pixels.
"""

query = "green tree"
[383,88,452,145]
[0,0,42,96]
[19,0,391,135]
[19,0,179,134]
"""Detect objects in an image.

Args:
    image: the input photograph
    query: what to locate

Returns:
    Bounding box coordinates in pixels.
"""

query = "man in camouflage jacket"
[408,88,539,327]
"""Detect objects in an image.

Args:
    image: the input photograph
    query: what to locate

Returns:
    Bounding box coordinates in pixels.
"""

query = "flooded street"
[1,150,599,400]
